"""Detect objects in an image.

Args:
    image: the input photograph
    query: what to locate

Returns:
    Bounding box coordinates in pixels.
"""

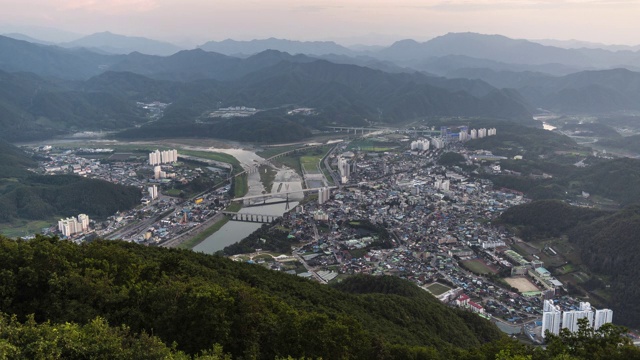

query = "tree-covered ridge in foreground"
[0,236,638,360]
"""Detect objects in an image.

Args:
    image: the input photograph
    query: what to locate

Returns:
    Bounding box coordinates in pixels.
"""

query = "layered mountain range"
[1,31,640,142]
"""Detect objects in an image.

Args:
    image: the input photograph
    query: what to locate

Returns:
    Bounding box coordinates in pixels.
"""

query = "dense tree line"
[0,142,141,225]
[0,175,141,223]
[222,224,297,256]
[438,152,466,166]
[0,236,637,359]
[498,200,609,241]
[500,200,640,328]
[567,206,640,328]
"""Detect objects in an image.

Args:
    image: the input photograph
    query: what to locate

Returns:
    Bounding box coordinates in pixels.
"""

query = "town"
[26,125,615,344]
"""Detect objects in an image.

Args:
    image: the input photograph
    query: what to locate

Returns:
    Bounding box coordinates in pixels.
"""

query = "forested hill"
[0,236,638,359]
[0,236,502,359]
[0,142,141,225]
[500,200,640,328]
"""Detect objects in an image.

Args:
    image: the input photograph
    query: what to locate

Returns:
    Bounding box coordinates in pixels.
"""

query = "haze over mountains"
[2,30,640,142]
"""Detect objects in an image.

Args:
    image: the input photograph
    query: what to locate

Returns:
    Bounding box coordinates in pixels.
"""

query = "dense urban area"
[19,124,629,346]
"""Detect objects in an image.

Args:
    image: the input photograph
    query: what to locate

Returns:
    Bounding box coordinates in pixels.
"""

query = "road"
[293,252,326,284]
[161,212,225,248]
[323,146,342,187]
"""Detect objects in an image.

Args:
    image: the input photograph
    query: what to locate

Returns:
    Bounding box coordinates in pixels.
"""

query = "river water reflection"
[193,200,299,254]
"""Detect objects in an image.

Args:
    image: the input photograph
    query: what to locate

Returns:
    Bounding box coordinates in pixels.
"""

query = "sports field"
[426,282,451,296]
[300,155,322,174]
[504,276,539,293]
[461,259,498,275]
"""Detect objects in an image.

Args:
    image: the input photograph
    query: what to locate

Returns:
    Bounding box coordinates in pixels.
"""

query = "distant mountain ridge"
[198,37,356,56]
[378,32,640,70]
[455,67,640,113]
[2,32,53,45]
[0,69,147,141]
[0,35,121,79]
[60,31,183,56]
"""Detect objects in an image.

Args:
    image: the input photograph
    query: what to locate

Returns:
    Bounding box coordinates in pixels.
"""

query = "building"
[338,157,350,184]
[431,138,445,149]
[411,139,430,151]
[149,149,178,165]
[77,214,90,231]
[58,214,90,237]
[541,301,611,339]
[317,187,331,205]
[562,302,595,333]
[542,300,562,338]
[148,185,158,200]
[594,309,613,330]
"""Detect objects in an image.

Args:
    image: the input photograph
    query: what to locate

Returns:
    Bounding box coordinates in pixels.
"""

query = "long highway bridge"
[231,186,338,203]
[221,211,279,223]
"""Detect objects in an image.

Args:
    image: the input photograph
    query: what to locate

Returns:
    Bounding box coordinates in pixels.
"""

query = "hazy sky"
[2,0,640,45]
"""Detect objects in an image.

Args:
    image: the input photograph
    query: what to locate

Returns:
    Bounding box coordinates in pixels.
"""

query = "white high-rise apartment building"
[338,158,350,184]
[542,300,562,338]
[411,139,430,151]
[431,138,445,149]
[542,300,612,340]
[148,185,158,200]
[594,309,613,330]
[149,149,178,165]
[77,214,90,232]
[317,187,330,205]
[562,302,594,333]
[58,214,90,237]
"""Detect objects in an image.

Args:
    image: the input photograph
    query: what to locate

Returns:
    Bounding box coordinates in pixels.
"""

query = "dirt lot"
[504,276,539,293]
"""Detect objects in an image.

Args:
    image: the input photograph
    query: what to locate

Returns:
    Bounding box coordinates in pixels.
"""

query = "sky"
[1,0,640,46]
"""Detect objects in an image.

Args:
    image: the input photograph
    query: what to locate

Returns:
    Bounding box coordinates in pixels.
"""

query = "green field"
[300,155,322,174]
[0,220,53,238]
[347,139,397,152]
[179,150,242,174]
[271,146,332,176]
[461,259,496,275]
[426,282,451,296]
[556,264,576,275]
[233,173,248,198]
[163,188,182,197]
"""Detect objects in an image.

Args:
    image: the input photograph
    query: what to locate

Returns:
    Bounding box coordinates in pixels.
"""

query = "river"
[193,147,303,254]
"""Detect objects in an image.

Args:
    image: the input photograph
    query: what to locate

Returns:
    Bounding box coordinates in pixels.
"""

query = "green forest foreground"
[0,236,638,360]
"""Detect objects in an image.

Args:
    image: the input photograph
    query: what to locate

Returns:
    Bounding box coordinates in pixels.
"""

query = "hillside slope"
[0,141,141,226]
[0,236,504,359]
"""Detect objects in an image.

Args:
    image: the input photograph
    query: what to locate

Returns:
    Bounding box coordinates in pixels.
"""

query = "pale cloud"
[2,0,640,45]
[60,0,158,13]
[424,0,640,11]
